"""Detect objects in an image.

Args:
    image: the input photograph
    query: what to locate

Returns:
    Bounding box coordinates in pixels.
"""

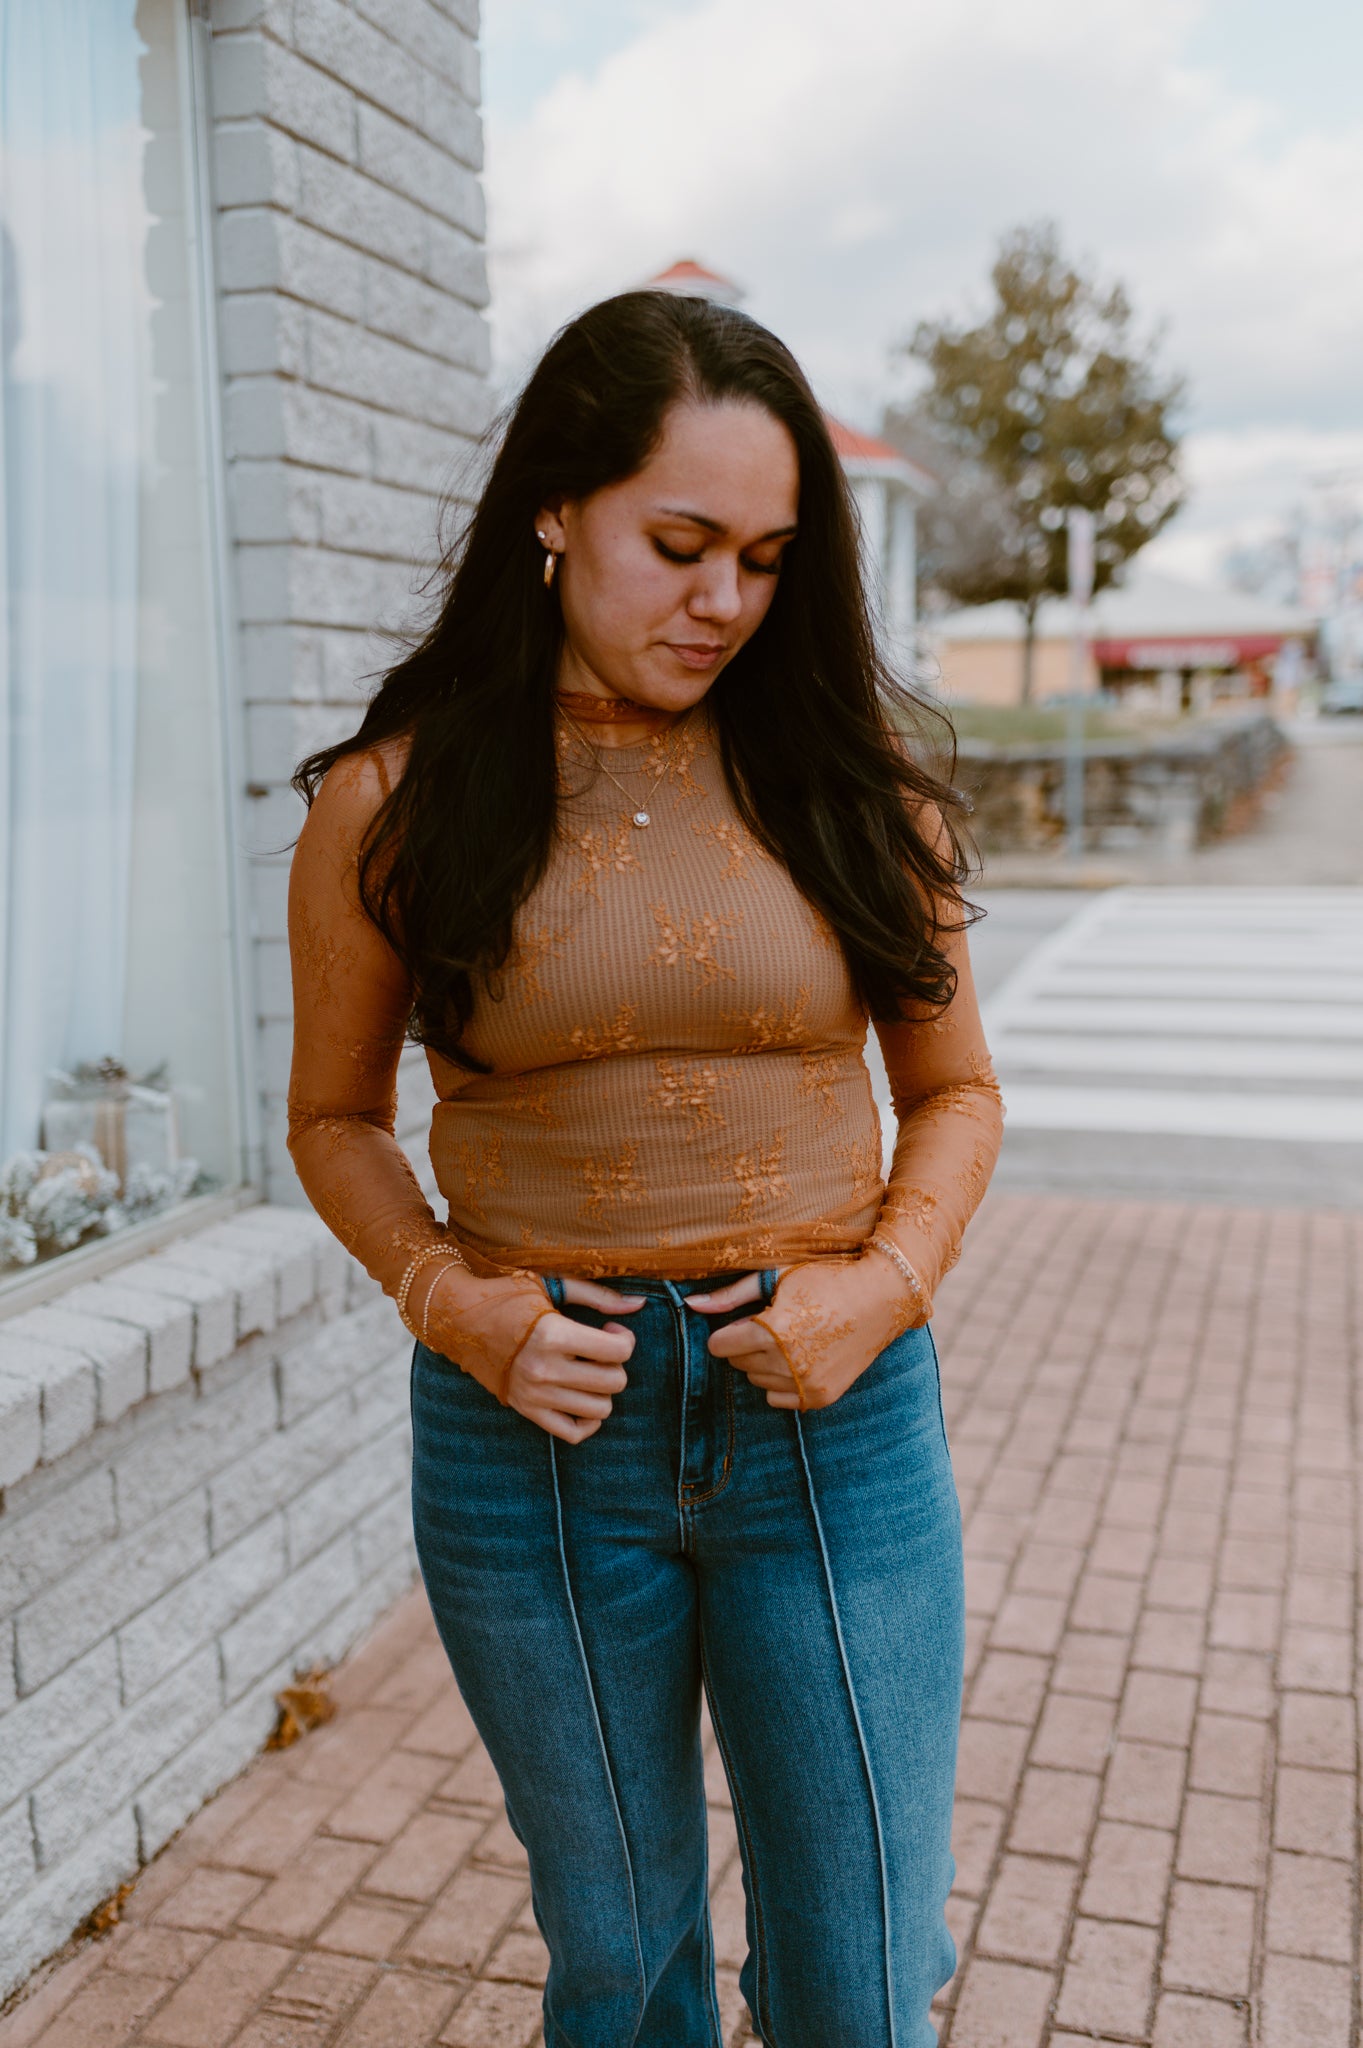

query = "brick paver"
[3,1193,1358,2047]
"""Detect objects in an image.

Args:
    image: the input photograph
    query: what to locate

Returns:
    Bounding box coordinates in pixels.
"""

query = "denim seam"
[923,1321,950,1453]
[675,1282,740,1507]
[679,1363,736,1506]
[547,1437,649,2028]
[697,1628,780,2048]
[666,1284,696,1557]
[694,1777,725,2048]
[792,1414,899,2047]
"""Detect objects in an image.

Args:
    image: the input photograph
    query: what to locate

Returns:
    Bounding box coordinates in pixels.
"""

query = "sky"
[479,0,1363,586]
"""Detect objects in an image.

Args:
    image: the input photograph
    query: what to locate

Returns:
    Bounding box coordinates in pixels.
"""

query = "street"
[951,723,1363,1211]
[972,885,1363,1211]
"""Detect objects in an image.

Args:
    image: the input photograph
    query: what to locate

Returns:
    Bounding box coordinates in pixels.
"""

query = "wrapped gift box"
[41,1059,181,1193]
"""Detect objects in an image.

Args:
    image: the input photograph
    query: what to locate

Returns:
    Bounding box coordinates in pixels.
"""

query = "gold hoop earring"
[543,549,558,589]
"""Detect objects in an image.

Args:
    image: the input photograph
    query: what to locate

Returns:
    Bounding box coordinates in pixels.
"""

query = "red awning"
[1093,632,1298,671]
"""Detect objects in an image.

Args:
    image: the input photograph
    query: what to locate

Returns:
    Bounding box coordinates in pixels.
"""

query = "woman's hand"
[684,1270,801,1409]
[689,1256,918,1411]
[503,1278,645,1443]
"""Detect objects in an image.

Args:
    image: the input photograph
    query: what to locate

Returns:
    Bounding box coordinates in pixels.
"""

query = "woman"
[287,290,1003,2048]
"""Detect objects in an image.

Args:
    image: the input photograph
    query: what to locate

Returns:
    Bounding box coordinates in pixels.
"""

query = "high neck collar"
[554,688,677,729]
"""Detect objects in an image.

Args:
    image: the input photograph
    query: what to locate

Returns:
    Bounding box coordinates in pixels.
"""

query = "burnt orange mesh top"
[286,697,1004,1407]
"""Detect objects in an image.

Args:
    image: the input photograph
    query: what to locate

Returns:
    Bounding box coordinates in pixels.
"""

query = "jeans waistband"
[543,1268,781,1309]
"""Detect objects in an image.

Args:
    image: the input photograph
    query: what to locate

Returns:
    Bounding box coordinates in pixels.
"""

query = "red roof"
[824,415,907,466]
[648,258,742,291]
[824,414,938,496]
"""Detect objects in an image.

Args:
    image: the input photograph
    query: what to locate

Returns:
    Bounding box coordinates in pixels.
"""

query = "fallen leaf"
[266,1666,337,1749]
[83,1882,134,1937]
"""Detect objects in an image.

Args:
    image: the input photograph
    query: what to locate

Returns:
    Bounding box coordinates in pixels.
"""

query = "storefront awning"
[1093,631,1302,671]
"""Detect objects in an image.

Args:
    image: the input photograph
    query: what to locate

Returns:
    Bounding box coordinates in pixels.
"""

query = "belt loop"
[758,1266,781,1309]
[542,1272,565,1310]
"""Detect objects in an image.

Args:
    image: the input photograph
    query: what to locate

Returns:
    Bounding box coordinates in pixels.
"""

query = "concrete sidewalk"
[977,719,1363,892]
[2,1193,1358,2048]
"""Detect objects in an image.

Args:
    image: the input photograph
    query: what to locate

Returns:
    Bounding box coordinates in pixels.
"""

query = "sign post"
[1065,508,1096,862]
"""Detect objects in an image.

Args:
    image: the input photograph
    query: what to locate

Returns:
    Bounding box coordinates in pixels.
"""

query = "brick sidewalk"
[3,1194,1358,2048]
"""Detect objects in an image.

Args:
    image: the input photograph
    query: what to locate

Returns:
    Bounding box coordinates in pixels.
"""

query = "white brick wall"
[0,0,488,1994]
[211,0,492,1173]
[0,1209,418,1996]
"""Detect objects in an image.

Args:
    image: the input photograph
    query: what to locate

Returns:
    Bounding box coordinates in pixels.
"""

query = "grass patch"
[946,704,1178,746]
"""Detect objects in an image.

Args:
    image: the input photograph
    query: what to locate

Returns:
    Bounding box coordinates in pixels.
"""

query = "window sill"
[0,1200,356,1491]
[0,1187,259,1320]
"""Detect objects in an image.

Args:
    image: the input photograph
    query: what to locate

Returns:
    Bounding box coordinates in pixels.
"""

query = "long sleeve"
[285,750,553,1398]
[751,856,1004,1409]
[871,908,1005,1321]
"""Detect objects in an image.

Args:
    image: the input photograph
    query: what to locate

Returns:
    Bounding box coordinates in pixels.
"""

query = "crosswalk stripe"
[1058,947,1363,968]
[997,1035,1363,1082]
[1043,972,1363,1003]
[1003,998,1363,1039]
[998,1085,1363,1144]
[982,886,1363,1147]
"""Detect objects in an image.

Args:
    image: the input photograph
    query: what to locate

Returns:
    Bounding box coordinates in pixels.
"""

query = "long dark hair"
[294,289,975,1068]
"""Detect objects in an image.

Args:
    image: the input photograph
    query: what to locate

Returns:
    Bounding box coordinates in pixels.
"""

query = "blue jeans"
[410,1269,964,2048]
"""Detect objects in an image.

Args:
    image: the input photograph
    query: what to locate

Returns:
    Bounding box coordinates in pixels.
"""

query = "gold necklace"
[559,708,693,828]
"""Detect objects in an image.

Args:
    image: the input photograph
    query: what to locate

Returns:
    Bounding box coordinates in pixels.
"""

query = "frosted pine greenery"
[0,1144,199,1270]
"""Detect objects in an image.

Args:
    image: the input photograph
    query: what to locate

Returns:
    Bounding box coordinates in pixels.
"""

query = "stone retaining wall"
[956,713,1291,857]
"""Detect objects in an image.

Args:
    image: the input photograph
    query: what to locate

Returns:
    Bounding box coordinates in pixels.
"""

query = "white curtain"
[0,0,144,1156]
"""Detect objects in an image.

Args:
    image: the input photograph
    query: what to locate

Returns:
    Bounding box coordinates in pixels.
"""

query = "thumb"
[686,1273,763,1314]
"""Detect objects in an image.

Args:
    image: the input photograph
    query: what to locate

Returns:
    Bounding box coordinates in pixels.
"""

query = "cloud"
[483,0,1363,453]
[1145,426,1363,581]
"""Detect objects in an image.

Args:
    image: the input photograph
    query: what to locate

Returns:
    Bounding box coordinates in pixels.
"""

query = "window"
[0,1,244,1276]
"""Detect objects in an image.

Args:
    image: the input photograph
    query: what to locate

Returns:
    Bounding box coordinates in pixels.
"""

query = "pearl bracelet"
[866,1234,931,1321]
[396,1244,466,1335]
[414,1258,467,1343]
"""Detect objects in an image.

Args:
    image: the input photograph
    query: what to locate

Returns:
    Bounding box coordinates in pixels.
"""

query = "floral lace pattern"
[577,1141,646,1216]
[692,817,771,881]
[796,1049,844,1126]
[570,816,642,900]
[506,923,573,1007]
[285,714,1004,1403]
[646,902,742,984]
[642,718,706,801]
[564,1003,641,1061]
[723,989,812,1053]
[646,1058,729,1139]
[832,1134,883,1205]
[727,1132,789,1223]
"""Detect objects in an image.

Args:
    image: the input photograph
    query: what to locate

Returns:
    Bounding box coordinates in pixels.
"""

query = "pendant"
[632,810,651,828]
